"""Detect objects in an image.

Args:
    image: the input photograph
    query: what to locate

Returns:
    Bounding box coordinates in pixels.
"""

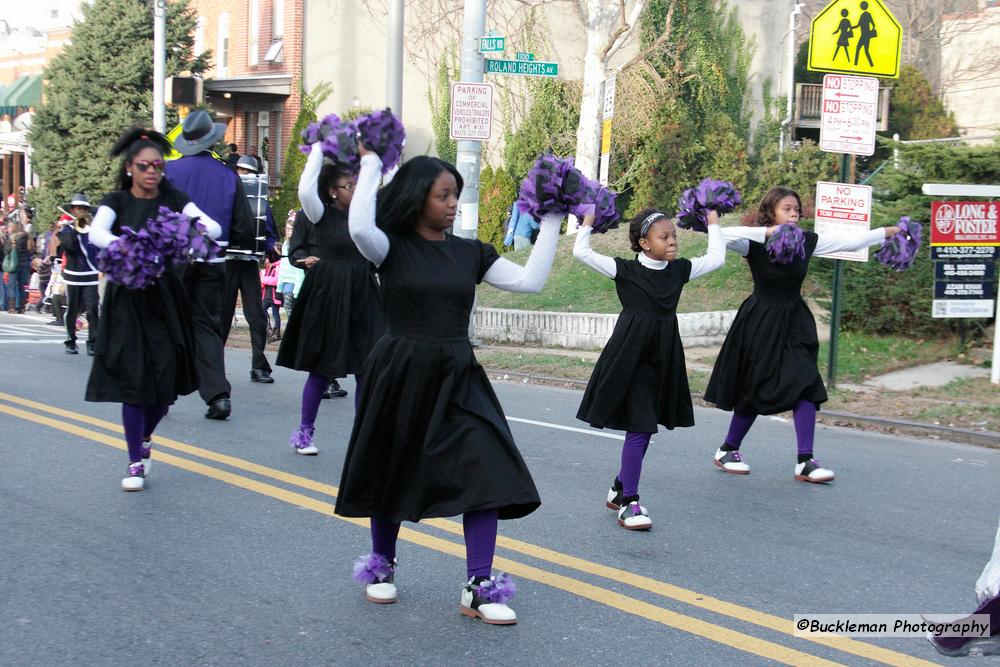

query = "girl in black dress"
[337,147,561,625]
[705,186,900,483]
[574,207,740,530]
[86,129,221,491]
[276,143,384,454]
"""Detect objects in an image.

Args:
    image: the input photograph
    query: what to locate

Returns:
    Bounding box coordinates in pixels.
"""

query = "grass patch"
[477,226,829,314]
[818,333,960,382]
[475,349,597,381]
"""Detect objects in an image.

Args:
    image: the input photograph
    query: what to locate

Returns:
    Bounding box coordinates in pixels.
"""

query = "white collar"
[637,251,668,270]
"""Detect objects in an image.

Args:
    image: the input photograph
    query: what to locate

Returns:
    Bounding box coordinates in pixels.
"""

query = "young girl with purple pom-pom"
[275,140,385,456]
[336,145,562,625]
[86,128,222,492]
[574,207,736,530]
[705,186,901,483]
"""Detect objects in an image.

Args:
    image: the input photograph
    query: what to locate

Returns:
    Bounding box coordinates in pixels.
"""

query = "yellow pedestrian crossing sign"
[808,0,902,79]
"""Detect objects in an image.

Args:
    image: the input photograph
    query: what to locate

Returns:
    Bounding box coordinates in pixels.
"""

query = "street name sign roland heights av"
[485,59,558,78]
[813,181,872,262]
[450,82,493,141]
[820,74,878,156]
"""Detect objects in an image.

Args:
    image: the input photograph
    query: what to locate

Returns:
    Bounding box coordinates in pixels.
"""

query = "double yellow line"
[0,391,938,666]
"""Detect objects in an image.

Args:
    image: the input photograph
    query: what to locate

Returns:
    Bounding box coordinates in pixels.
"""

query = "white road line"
[0,340,64,344]
[505,415,625,441]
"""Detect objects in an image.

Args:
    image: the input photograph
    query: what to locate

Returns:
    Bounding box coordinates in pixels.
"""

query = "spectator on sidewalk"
[3,221,35,313]
[277,210,305,316]
[503,202,539,251]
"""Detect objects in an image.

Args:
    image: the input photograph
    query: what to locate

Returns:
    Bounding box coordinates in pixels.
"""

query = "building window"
[257,111,270,173]
[194,16,205,56]
[272,0,283,38]
[248,0,260,67]
[272,110,282,178]
[217,13,230,77]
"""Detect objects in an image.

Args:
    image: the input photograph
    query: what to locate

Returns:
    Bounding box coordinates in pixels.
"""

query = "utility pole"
[453,0,486,241]
[386,0,404,116]
[153,0,167,132]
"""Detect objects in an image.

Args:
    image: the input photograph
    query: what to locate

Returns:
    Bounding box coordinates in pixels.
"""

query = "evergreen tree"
[29,0,207,221]
[886,64,959,140]
[628,0,753,213]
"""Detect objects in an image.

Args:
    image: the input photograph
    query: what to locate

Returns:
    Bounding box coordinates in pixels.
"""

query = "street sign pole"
[826,154,850,389]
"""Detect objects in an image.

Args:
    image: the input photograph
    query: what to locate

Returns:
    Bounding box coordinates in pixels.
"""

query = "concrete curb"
[475,307,738,349]
[482,367,1000,450]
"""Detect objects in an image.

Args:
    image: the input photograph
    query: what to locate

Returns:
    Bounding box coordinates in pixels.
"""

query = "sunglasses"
[133,160,165,173]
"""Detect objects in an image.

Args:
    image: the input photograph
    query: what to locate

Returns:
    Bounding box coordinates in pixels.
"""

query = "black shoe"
[46,320,63,327]
[86,341,95,356]
[250,369,274,384]
[205,398,231,420]
[323,379,348,399]
[64,341,79,355]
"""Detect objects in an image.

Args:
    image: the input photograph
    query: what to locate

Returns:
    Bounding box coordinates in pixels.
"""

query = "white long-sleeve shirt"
[723,226,887,257]
[298,143,326,224]
[573,223,725,280]
[348,153,561,293]
[89,200,221,249]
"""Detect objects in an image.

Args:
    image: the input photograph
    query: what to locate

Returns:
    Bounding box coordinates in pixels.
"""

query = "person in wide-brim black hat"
[173,110,227,156]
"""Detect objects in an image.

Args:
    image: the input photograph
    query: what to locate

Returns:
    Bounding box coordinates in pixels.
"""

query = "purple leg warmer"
[792,400,817,458]
[300,372,328,429]
[122,404,146,463]
[370,516,401,562]
[464,509,499,579]
[725,412,758,449]
[143,405,169,439]
[618,431,653,498]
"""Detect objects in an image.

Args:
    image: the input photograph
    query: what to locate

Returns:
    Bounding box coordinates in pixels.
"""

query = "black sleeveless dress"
[577,257,694,433]
[335,232,541,523]
[85,188,199,405]
[704,232,827,415]
[276,206,384,378]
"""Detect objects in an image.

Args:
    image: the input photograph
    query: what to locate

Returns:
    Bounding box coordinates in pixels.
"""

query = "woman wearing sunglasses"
[86,128,222,492]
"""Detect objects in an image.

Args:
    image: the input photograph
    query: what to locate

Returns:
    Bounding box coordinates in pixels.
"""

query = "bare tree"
[569,1,647,181]
[361,0,649,181]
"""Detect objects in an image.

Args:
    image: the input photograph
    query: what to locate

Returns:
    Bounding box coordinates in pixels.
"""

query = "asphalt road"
[1,312,997,666]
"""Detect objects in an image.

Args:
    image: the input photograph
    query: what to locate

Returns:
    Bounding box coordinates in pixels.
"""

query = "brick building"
[187,0,303,187]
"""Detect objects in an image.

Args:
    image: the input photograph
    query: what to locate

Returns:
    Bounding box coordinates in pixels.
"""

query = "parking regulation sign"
[813,181,873,262]
[449,82,493,141]
[819,74,879,156]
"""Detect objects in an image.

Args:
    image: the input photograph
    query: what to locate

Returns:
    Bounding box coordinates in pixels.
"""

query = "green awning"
[0,74,42,116]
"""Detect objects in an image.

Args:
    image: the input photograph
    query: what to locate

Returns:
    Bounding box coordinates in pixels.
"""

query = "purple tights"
[618,431,653,497]
[121,403,169,463]
[370,509,498,578]
[299,373,365,429]
[724,400,817,457]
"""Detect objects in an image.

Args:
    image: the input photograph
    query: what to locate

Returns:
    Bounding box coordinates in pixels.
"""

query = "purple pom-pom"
[766,223,806,264]
[146,206,222,263]
[352,553,393,584]
[352,108,406,174]
[571,180,621,233]
[97,228,165,290]
[676,178,742,233]
[875,216,922,271]
[299,114,360,171]
[516,154,584,221]
[473,572,517,605]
